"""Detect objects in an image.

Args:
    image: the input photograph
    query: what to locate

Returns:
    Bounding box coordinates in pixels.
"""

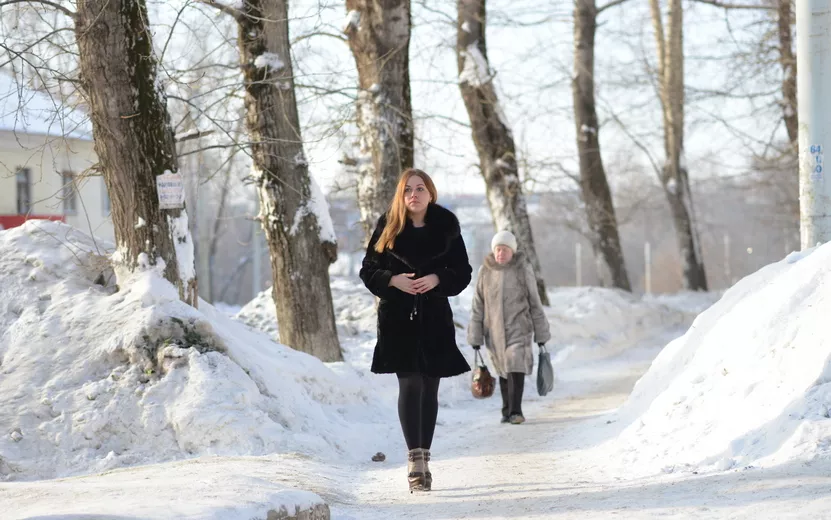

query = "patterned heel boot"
[423,449,432,491]
[407,448,426,493]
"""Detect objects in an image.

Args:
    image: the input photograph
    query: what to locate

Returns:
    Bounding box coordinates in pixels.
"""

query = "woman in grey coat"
[468,230,551,424]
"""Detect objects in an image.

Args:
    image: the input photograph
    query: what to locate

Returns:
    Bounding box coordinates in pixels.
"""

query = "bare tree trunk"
[456,0,549,304]
[207,162,233,303]
[75,0,197,305]
[778,0,798,150]
[344,0,414,240]
[228,0,341,361]
[649,0,708,291]
[572,0,631,291]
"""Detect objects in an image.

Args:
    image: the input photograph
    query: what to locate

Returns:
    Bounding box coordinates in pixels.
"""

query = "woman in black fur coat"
[360,168,472,493]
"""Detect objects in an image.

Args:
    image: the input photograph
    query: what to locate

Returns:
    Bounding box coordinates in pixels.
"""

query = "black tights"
[396,372,441,450]
[500,372,525,418]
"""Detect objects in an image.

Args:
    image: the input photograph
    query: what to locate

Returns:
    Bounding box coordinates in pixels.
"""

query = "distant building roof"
[0,71,92,140]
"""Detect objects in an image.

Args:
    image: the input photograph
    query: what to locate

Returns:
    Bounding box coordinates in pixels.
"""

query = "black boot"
[499,376,510,423]
[508,372,525,424]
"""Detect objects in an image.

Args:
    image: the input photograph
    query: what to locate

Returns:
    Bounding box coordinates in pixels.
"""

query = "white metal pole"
[723,233,731,286]
[644,241,652,294]
[575,242,582,286]
[797,0,831,248]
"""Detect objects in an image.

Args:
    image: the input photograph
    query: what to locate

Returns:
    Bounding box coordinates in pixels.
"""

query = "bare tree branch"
[598,0,632,15]
[0,27,75,69]
[196,0,244,23]
[292,31,347,45]
[0,0,76,19]
[176,129,216,142]
[692,0,776,10]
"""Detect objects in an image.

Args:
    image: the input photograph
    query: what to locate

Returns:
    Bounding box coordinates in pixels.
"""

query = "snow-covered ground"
[3,220,831,518]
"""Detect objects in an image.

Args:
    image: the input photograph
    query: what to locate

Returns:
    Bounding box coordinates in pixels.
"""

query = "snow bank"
[613,244,831,475]
[0,221,390,481]
[534,287,710,364]
[236,287,281,342]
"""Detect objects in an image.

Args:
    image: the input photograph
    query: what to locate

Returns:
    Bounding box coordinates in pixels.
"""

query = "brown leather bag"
[471,350,495,399]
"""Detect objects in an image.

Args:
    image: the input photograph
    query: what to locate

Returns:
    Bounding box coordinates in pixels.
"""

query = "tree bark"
[777,0,797,151]
[344,0,414,240]
[456,0,549,304]
[649,0,708,291]
[234,0,342,362]
[75,0,197,306]
[572,0,631,291]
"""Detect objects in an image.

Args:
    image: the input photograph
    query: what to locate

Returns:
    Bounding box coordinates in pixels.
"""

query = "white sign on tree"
[156,171,185,209]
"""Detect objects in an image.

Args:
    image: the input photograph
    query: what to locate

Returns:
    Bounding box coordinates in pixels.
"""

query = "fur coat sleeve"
[467,266,486,346]
[523,260,551,344]
[359,216,393,298]
[432,231,473,297]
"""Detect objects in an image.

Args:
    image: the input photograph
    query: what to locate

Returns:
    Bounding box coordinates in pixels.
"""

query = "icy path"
[332,344,831,520]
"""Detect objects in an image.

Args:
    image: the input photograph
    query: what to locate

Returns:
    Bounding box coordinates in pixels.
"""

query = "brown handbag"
[471,349,495,399]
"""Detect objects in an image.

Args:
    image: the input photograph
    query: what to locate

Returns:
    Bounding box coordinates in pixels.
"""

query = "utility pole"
[797,0,831,248]
[724,233,731,287]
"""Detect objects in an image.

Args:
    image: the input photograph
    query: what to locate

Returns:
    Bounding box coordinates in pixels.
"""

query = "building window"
[61,171,77,214]
[16,167,31,215]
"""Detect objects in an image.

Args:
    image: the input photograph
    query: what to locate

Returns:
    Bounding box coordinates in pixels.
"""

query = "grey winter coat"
[467,251,551,378]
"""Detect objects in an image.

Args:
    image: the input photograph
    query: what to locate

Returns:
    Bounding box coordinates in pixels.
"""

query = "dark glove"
[471,345,481,351]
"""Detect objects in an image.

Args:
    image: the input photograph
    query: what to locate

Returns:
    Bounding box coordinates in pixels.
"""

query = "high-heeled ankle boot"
[423,449,432,491]
[407,448,426,492]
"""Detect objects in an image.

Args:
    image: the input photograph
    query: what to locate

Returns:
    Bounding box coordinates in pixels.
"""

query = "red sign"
[0,215,65,230]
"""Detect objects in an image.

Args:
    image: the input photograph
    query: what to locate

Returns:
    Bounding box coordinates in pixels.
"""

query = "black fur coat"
[360,203,472,377]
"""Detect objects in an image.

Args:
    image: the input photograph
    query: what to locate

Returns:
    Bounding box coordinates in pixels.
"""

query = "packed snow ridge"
[0,221,385,481]
[611,243,831,475]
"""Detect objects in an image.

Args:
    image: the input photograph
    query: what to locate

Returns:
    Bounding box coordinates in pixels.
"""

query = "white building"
[0,73,113,241]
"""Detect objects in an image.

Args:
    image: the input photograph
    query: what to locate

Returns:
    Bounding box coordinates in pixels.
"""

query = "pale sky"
[289,0,781,196]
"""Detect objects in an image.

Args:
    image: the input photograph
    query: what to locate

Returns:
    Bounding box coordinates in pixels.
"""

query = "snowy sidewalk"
[332,346,831,519]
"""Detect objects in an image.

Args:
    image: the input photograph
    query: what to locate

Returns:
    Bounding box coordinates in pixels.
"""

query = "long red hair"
[374,168,438,253]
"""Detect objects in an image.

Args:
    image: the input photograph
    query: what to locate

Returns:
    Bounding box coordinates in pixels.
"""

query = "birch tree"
[456,0,549,304]
[776,0,797,151]
[198,0,342,362]
[66,0,199,305]
[343,0,414,240]
[572,0,631,291]
[649,0,708,291]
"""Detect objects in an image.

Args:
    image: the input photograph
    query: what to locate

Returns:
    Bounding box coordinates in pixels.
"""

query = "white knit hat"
[491,230,517,253]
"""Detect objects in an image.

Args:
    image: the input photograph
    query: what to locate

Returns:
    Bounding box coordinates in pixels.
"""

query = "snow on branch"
[343,10,361,33]
[253,52,285,72]
[196,0,244,23]
[459,44,493,87]
[289,173,336,245]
